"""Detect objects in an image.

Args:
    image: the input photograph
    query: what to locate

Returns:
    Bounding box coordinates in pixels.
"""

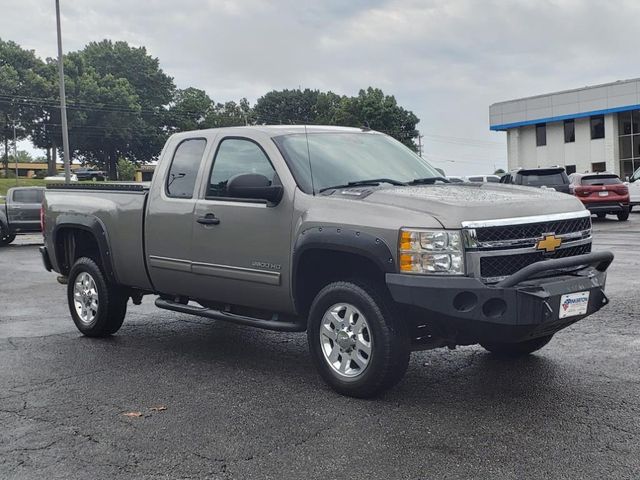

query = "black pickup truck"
[1,187,44,246]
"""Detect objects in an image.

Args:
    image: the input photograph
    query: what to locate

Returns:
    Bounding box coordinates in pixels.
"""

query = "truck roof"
[168,125,369,141]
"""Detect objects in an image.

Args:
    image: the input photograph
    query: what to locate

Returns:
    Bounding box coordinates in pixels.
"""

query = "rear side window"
[519,171,568,186]
[166,139,207,198]
[581,175,621,186]
[12,189,44,203]
[468,176,484,182]
[207,138,276,198]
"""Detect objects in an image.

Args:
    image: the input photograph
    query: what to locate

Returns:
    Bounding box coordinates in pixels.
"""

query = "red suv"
[569,172,630,221]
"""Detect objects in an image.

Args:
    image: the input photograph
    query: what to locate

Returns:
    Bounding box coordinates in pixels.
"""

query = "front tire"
[307,280,410,398]
[67,257,128,337]
[481,335,553,357]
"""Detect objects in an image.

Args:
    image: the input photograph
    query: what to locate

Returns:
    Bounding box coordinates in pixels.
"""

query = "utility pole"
[13,123,18,184]
[417,132,424,157]
[55,0,71,184]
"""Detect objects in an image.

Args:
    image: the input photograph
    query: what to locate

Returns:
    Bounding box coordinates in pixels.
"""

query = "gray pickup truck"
[1,186,45,246]
[40,126,613,397]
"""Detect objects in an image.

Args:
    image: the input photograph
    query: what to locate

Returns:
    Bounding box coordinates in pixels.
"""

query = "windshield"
[273,132,441,193]
[519,171,568,186]
[581,175,621,185]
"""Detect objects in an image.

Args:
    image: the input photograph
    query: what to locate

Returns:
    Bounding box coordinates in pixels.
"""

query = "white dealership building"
[490,78,640,179]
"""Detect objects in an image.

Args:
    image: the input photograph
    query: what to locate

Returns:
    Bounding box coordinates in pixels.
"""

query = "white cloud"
[4,0,640,174]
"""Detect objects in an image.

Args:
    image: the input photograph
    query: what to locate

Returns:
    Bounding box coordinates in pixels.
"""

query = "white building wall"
[506,113,619,175]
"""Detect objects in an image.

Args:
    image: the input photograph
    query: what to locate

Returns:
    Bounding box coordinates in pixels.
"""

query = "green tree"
[334,87,420,150]
[117,157,135,181]
[79,40,175,176]
[0,38,50,174]
[168,87,213,132]
[254,89,322,124]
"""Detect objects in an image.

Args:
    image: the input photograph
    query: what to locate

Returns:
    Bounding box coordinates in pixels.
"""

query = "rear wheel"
[596,213,606,219]
[307,280,410,398]
[67,257,128,336]
[481,335,553,357]
[0,224,16,246]
[617,210,629,221]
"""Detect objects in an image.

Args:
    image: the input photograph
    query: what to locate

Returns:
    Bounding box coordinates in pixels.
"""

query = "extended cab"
[40,126,613,397]
[1,186,45,246]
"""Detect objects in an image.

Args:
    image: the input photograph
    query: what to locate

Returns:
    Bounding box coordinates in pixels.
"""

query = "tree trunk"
[108,153,118,180]
[52,144,57,174]
[46,147,55,175]
[3,137,8,177]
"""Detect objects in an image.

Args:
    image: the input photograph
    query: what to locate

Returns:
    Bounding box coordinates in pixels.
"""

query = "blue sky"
[3,0,640,175]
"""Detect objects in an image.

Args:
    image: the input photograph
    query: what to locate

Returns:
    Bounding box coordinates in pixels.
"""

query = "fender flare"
[52,213,117,282]
[0,210,9,233]
[291,226,396,305]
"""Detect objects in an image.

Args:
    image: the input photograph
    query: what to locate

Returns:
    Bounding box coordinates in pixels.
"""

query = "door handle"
[197,213,220,225]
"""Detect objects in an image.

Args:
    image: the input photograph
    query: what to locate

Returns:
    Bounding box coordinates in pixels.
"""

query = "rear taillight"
[574,187,589,196]
[40,205,45,233]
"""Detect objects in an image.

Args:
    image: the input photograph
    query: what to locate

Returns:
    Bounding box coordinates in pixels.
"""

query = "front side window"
[590,115,605,139]
[467,176,484,182]
[12,189,44,203]
[208,138,276,198]
[166,139,207,198]
[564,120,575,143]
[536,124,546,146]
[273,132,441,194]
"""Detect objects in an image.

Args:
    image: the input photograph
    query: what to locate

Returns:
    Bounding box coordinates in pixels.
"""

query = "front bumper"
[386,251,613,343]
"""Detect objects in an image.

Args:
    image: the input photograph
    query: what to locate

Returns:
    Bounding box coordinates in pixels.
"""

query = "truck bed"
[44,184,152,290]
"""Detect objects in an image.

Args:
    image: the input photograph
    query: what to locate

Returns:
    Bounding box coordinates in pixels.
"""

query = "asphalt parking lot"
[1,215,639,480]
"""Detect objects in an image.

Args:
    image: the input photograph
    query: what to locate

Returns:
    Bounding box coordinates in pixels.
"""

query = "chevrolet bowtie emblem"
[536,234,562,253]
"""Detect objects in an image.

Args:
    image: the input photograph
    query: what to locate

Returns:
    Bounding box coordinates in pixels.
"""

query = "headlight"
[399,229,465,274]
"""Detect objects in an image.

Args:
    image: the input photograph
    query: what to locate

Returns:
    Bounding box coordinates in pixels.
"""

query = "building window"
[618,109,640,179]
[590,115,605,139]
[536,123,546,146]
[565,165,577,175]
[564,120,575,143]
[591,162,606,172]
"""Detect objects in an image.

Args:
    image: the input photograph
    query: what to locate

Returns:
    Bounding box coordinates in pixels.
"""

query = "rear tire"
[67,257,128,337]
[596,213,606,219]
[617,210,629,221]
[0,224,16,246]
[481,335,553,357]
[307,280,410,398]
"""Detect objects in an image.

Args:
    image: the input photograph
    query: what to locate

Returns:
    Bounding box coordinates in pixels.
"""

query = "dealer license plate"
[598,191,609,197]
[559,291,590,319]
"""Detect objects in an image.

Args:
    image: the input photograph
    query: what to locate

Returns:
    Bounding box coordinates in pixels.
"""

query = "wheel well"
[294,249,387,316]
[55,227,102,276]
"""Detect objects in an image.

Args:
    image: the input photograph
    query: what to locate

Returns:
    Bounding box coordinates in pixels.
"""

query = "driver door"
[189,135,294,312]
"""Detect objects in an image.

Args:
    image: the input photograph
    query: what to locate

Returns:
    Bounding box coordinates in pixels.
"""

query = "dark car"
[569,172,630,221]
[500,167,571,193]
[74,168,106,181]
[0,187,44,246]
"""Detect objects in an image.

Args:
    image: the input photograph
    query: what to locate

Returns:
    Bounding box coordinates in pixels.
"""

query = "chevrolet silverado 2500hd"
[40,126,613,397]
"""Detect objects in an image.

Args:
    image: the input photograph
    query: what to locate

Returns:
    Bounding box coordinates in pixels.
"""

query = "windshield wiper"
[407,176,451,185]
[318,178,406,193]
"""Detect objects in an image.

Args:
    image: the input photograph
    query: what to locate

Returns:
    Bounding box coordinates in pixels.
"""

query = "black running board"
[155,298,306,332]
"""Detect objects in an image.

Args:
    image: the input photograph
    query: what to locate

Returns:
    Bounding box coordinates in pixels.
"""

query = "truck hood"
[330,183,586,228]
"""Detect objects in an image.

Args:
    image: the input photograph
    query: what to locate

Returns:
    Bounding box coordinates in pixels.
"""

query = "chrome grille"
[480,243,592,279]
[475,216,591,243]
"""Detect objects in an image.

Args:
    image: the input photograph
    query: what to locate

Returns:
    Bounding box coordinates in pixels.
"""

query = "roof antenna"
[304,125,316,195]
[361,121,371,132]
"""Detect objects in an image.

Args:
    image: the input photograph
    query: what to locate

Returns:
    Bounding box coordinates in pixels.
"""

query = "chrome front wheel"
[320,303,372,378]
[73,272,99,324]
